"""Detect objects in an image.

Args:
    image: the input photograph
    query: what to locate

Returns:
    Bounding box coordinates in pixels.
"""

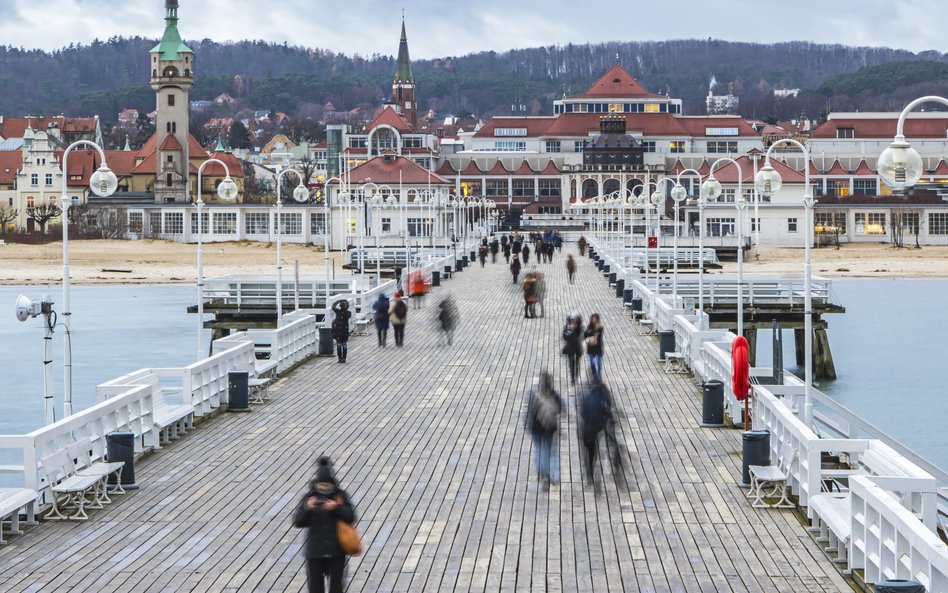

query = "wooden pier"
[0,248,852,592]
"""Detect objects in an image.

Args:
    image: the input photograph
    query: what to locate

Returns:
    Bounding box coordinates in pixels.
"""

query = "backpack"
[534,391,559,432]
[394,300,408,319]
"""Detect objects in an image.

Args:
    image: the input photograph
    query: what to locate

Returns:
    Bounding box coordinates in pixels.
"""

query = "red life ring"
[732,335,750,401]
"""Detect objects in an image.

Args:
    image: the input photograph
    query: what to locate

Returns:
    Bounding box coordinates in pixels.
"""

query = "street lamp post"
[876,96,947,191]
[702,157,745,337]
[672,168,701,306]
[60,141,118,417]
[274,168,309,325]
[195,160,239,360]
[755,139,814,426]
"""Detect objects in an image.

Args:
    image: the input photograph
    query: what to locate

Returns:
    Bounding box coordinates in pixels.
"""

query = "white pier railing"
[586,236,948,590]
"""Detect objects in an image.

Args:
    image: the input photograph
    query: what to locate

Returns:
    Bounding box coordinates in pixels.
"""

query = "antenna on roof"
[615,52,620,64]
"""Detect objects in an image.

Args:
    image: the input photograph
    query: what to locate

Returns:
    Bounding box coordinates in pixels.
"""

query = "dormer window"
[837,127,855,139]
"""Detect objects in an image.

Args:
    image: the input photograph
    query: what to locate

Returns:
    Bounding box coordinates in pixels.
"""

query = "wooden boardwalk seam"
[0,247,852,593]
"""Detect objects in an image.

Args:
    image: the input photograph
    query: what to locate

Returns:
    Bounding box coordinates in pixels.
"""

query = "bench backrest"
[66,437,100,471]
[40,449,75,487]
[858,442,937,529]
[777,442,797,473]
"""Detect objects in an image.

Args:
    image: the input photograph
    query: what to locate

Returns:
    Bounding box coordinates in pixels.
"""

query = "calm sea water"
[0,279,944,472]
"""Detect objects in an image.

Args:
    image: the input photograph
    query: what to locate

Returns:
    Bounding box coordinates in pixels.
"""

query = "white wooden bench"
[663,351,687,374]
[0,488,38,544]
[808,442,937,568]
[153,388,195,446]
[637,319,655,335]
[748,442,797,509]
[41,449,103,521]
[353,318,373,337]
[67,437,125,504]
[248,359,278,404]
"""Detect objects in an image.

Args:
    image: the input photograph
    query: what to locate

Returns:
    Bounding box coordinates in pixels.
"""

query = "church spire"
[152,0,192,60]
[394,18,414,85]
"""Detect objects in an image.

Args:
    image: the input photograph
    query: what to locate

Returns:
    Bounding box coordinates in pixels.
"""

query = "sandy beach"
[1,239,947,284]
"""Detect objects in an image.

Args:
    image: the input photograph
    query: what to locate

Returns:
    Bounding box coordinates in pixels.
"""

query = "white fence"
[586,236,948,591]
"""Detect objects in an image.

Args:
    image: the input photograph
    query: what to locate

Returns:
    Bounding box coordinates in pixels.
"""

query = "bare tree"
[26,204,62,233]
[95,207,128,239]
[0,205,17,232]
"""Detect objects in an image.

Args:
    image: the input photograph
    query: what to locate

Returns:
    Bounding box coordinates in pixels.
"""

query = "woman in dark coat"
[521,243,531,265]
[293,457,356,593]
[510,254,522,284]
[502,242,512,263]
[584,313,605,379]
[562,312,584,385]
[373,293,390,347]
[330,300,352,363]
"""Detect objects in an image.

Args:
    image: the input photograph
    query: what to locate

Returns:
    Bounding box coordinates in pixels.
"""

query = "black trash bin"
[608,272,617,285]
[615,278,625,297]
[597,259,605,271]
[741,430,771,487]
[874,580,926,593]
[631,297,643,314]
[228,371,250,412]
[659,330,675,360]
[106,431,139,489]
[623,288,634,305]
[455,259,463,272]
[462,255,469,268]
[318,326,333,356]
[701,380,725,428]
[431,270,441,286]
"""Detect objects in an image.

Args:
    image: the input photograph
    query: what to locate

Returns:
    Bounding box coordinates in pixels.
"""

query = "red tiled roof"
[808,162,823,176]
[824,160,849,175]
[460,161,484,175]
[709,155,805,184]
[573,63,661,99]
[159,134,183,151]
[131,151,157,175]
[203,151,245,178]
[510,162,537,176]
[473,117,555,139]
[809,117,948,139]
[696,159,711,175]
[852,160,875,176]
[313,140,327,149]
[0,116,97,140]
[669,159,686,175]
[102,150,138,178]
[365,105,414,134]
[485,161,509,176]
[538,160,561,175]
[56,149,100,187]
[544,113,688,137]
[932,160,948,176]
[342,155,449,185]
[0,151,22,185]
[676,116,760,137]
[436,161,457,176]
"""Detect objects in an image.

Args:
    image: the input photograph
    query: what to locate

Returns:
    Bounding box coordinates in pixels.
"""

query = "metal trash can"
[615,278,625,297]
[431,270,441,286]
[631,297,643,313]
[623,288,634,305]
[659,330,675,360]
[106,431,139,489]
[462,255,469,268]
[597,259,604,271]
[443,265,452,279]
[455,259,463,272]
[741,430,771,487]
[318,326,333,356]
[874,580,926,593]
[608,271,617,285]
[227,371,250,412]
[700,380,725,428]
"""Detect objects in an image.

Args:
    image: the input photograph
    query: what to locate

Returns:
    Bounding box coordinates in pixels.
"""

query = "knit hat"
[315,457,336,484]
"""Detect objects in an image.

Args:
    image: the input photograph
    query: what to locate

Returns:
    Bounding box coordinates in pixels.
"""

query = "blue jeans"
[588,354,603,379]
[533,431,559,482]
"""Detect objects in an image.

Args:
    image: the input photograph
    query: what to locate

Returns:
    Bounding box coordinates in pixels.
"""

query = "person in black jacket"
[372,294,390,347]
[525,371,563,486]
[293,457,356,593]
[510,254,522,284]
[562,313,584,385]
[584,313,604,379]
[330,301,352,363]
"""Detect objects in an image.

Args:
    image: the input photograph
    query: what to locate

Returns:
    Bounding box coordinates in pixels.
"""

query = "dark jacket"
[292,485,356,558]
[562,322,584,355]
[584,324,604,356]
[526,386,563,436]
[373,296,390,329]
[510,259,522,275]
[331,302,352,342]
[581,382,613,438]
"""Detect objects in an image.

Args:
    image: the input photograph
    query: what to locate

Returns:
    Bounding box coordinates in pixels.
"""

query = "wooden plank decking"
[0,248,852,593]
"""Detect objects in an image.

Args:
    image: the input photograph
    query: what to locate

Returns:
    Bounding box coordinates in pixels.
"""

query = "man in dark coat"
[292,457,356,593]
[526,372,563,485]
[510,254,522,284]
[373,294,390,347]
[561,312,584,385]
[330,301,352,362]
[489,238,499,263]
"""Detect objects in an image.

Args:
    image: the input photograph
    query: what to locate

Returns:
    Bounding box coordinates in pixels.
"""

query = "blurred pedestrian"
[522,243,531,265]
[437,296,459,345]
[545,241,555,263]
[525,371,562,486]
[566,255,576,284]
[489,238,499,263]
[554,233,563,253]
[373,293,390,347]
[478,244,488,267]
[292,457,357,593]
[534,271,546,318]
[330,300,351,363]
[389,291,408,347]
[578,376,624,488]
[562,312,584,386]
[577,235,587,256]
[510,254,521,284]
[502,241,512,264]
[408,269,427,310]
[584,313,604,379]
[522,272,538,318]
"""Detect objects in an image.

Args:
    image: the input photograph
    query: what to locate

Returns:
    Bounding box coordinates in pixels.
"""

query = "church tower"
[150,0,193,203]
[391,19,416,129]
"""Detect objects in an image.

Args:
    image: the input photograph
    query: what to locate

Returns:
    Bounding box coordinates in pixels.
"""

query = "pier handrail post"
[703,157,745,337]
[195,159,238,361]
[274,167,307,327]
[756,138,814,427]
[59,140,117,418]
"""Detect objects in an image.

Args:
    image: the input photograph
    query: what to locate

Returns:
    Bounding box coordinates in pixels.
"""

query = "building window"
[669,141,686,153]
[348,138,367,149]
[750,217,760,232]
[854,212,886,235]
[380,217,391,234]
[707,141,738,154]
[642,141,656,152]
[706,217,735,237]
[30,174,38,186]
[787,218,798,233]
[128,212,143,233]
[494,141,526,151]
[836,127,854,139]
[163,212,184,234]
[644,103,660,113]
[168,94,175,107]
[403,137,423,149]
[45,173,53,186]
[853,179,877,195]
[512,180,533,198]
[213,212,237,234]
[149,212,162,233]
[245,212,269,234]
[460,181,481,197]
[929,212,948,235]
[485,180,508,197]
[574,141,583,152]
[545,141,561,153]
[27,196,34,207]
[814,212,847,234]
[898,212,920,235]
[273,212,302,235]
[166,173,173,187]
[310,212,328,235]
[191,211,209,234]
[407,218,431,236]
[539,180,561,198]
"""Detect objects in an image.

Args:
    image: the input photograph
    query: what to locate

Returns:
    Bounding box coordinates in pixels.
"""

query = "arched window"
[163,66,178,77]
[581,179,598,199]
[153,69,158,78]
[603,178,621,195]
[184,69,190,77]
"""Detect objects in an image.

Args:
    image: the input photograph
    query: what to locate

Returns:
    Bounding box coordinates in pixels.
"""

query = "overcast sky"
[4,0,948,58]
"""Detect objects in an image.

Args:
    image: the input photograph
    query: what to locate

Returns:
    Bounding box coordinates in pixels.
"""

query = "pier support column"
[743,327,757,368]
[814,328,837,380]
[793,328,805,367]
